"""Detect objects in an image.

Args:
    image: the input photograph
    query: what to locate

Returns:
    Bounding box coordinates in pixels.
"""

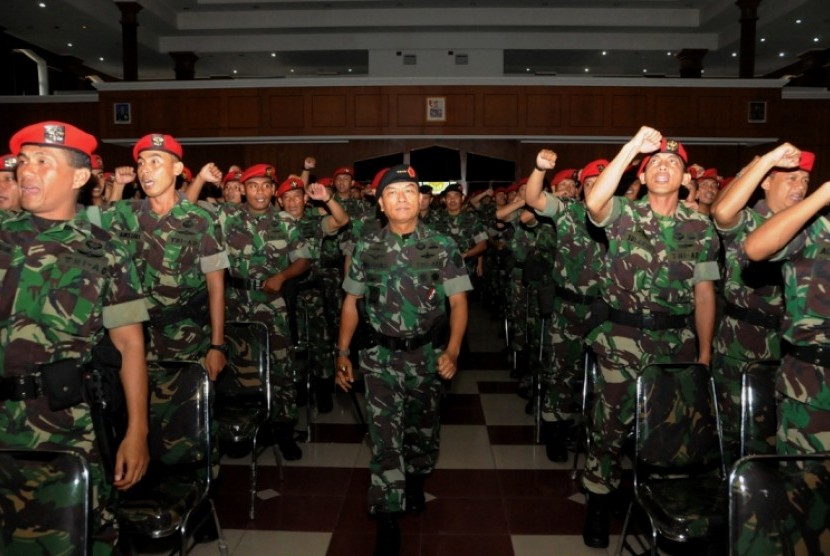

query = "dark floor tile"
[497,469,581,499]
[464,352,509,370]
[477,381,519,394]
[439,393,485,425]
[420,498,509,536]
[309,423,368,443]
[326,532,422,556]
[427,469,501,499]
[249,494,345,531]
[504,496,586,535]
[420,533,515,556]
[345,467,371,498]
[487,425,535,445]
[256,466,354,497]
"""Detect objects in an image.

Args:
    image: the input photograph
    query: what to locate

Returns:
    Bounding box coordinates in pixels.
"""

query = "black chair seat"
[638,477,728,542]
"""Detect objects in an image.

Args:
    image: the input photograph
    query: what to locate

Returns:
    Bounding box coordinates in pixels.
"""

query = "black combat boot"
[374,513,400,556]
[275,422,302,461]
[582,492,610,548]
[405,473,426,514]
[314,376,334,414]
[542,420,570,463]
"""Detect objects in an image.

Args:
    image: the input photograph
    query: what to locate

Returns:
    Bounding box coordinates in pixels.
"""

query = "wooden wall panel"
[311,94,347,129]
[526,93,562,129]
[186,95,221,131]
[227,93,261,130]
[695,95,731,130]
[654,94,693,129]
[396,94,426,127]
[445,94,476,127]
[611,94,648,130]
[354,93,389,128]
[568,94,604,128]
[267,94,304,129]
[483,94,519,127]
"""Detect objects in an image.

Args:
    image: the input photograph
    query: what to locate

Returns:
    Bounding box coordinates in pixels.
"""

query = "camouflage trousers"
[0,399,117,556]
[583,322,697,494]
[145,318,210,363]
[296,286,334,380]
[777,355,830,454]
[317,267,343,342]
[542,299,593,424]
[362,345,442,515]
[508,271,529,352]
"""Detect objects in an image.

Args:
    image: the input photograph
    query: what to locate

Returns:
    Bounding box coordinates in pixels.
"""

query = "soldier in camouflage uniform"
[335,165,472,556]
[432,182,488,279]
[0,153,21,212]
[0,121,150,555]
[526,154,608,462]
[709,144,808,463]
[744,152,830,456]
[581,127,721,548]
[277,175,349,414]
[96,134,230,381]
[213,166,312,460]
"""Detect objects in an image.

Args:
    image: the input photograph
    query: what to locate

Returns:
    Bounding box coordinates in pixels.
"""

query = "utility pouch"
[39,359,85,411]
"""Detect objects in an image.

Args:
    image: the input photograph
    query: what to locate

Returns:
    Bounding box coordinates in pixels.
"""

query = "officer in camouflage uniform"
[0,154,21,212]
[277,175,349,414]
[0,121,150,555]
[526,154,608,462]
[96,133,229,381]
[581,127,721,548]
[709,143,809,463]
[213,166,312,460]
[335,165,472,556]
[744,153,830,456]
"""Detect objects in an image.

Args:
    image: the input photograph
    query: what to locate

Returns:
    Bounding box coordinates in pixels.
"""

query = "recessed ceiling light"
[270,52,276,57]
[233,69,238,74]
[796,19,802,24]
[731,52,737,57]
[601,51,607,56]
[642,69,648,73]
[584,68,590,72]
[779,52,785,57]
[98,56,104,61]
[760,37,766,42]
[814,37,820,42]
[67,42,73,47]
[38,2,46,7]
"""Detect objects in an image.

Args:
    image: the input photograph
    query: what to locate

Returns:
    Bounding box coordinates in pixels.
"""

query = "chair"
[570,347,597,480]
[216,320,281,519]
[118,361,228,556]
[616,362,728,556]
[729,453,830,556]
[0,448,91,556]
[739,359,779,458]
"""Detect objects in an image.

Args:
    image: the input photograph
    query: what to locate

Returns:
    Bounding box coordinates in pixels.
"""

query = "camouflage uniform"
[501,211,538,354]
[767,214,830,455]
[0,210,148,556]
[216,203,311,423]
[97,194,228,362]
[432,207,488,277]
[583,196,720,494]
[713,200,784,459]
[535,193,606,424]
[343,221,472,514]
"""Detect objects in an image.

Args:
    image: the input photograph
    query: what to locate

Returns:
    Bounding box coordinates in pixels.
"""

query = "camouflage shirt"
[343,221,473,337]
[432,209,488,254]
[591,196,720,314]
[0,210,147,375]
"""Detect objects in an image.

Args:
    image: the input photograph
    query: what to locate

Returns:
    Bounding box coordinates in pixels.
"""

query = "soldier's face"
[641,153,687,195]
[15,145,88,218]
[244,177,275,214]
[136,150,182,198]
[444,191,463,213]
[334,173,352,194]
[378,182,419,223]
[582,176,598,198]
[280,188,305,218]
[764,169,809,213]
[696,179,719,205]
[494,191,506,206]
[0,171,21,211]
[223,180,242,203]
[555,179,578,198]
[91,173,105,198]
[419,192,432,211]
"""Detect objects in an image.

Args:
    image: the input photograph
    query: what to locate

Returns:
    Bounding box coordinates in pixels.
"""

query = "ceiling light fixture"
[760,37,766,42]
[98,56,104,61]
[67,42,73,47]
[601,51,607,56]
[270,52,276,57]
[38,2,46,7]
[796,19,802,24]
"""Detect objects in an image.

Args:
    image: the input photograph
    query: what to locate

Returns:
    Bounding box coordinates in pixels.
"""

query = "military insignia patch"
[44,124,66,145]
[407,167,417,178]
[266,166,274,177]
[597,164,605,173]
[152,134,165,147]
[3,157,16,170]
[665,139,679,153]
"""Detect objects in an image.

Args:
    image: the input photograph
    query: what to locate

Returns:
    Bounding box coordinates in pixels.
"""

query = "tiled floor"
[140,302,635,556]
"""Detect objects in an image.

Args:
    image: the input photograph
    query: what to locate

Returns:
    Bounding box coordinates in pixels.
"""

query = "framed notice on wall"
[114,102,132,124]
[426,97,446,122]
[747,101,767,124]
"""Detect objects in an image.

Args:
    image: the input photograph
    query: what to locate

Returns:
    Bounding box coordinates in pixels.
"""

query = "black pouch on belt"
[39,359,85,411]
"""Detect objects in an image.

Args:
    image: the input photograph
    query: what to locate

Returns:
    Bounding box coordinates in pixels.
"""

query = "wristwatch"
[335,347,350,357]
[209,343,228,354]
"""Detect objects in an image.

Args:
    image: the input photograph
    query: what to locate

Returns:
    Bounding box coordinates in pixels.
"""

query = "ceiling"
[4,0,830,83]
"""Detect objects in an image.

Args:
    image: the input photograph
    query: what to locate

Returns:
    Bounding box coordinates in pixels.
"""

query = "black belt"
[784,342,830,368]
[371,330,433,352]
[0,374,42,402]
[319,260,342,269]
[724,302,781,330]
[227,275,264,291]
[555,285,598,306]
[607,307,691,330]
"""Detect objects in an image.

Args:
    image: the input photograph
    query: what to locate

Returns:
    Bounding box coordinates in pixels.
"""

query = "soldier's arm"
[744,181,830,261]
[109,322,149,490]
[437,292,469,380]
[526,149,557,211]
[335,293,361,391]
[463,239,487,260]
[468,188,491,209]
[308,182,349,232]
[204,269,227,381]
[109,166,136,202]
[185,163,223,204]
[693,280,716,367]
[263,257,312,294]
[300,156,315,185]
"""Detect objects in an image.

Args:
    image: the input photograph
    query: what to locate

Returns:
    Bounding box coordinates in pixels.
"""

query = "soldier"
[0,121,150,555]
[94,133,229,380]
[215,166,312,459]
[433,182,488,280]
[581,126,721,548]
[709,144,808,462]
[695,168,721,216]
[0,154,21,212]
[549,167,579,198]
[525,154,608,462]
[743,152,829,455]
[335,164,472,556]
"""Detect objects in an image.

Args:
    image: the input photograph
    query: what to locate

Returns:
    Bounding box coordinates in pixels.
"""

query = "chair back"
[635,362,724,476]
[729,453,830,556]
[740,359,778,458]
[0,449,91,556]
[217,321,271,410]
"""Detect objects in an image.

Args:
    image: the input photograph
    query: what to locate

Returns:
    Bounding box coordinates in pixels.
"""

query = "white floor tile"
[480,393,535,426]
[435,425,495,469]
[512,535,609,556]
[310,393,366,425]
[233,530,331,556]
[185,528,246,556]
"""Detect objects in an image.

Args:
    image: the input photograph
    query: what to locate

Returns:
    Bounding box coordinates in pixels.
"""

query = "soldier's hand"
[113,430,149,491]
[304,157,316,171]
[306,182,329,201]
[114,165,136,185]
[437,349,459,380]
[262,274,284,294]
[769,142,801,169]
[199,162,223,184]
[205,349,227,381]
[632,126,663,154]
[536,149,557,171]
[335,355,354,391]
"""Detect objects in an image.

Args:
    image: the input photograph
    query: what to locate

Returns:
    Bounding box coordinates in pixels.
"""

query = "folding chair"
[292,302,314,443]
[119,361,228,556]
[0,448,91,556]
[739,359,779,458]
[571,346,597,480]
[729,453,830,556]
[216,320,281,519]
[616,362,728,556]
[533,281,556,443]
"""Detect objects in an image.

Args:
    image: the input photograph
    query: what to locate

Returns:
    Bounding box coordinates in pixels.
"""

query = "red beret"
[318,177,334,188]
[133,133,183,161]
[277,176,305,198]
[720,176,734,189]
[1,154,17,172]
[698,168,720,183]
[638,138,688,174]
[799,151,816,173]
[581,159,610,181]
[240,163,277,184]
[91,154,103,171]
[517,177,529,186]
[370,167,390,192]
[223,170,242,185]
[333,166,353,178]
[10,121,98,159]
[102,172,114,183]
[551,169,577,186]
[181,166,193,182]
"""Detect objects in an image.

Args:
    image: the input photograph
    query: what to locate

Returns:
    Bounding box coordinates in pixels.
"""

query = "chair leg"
[614,500,633,556]
[349,388,366,427]
[208,499,230,556]
[271,442,284,482]
[249,436,258,520]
